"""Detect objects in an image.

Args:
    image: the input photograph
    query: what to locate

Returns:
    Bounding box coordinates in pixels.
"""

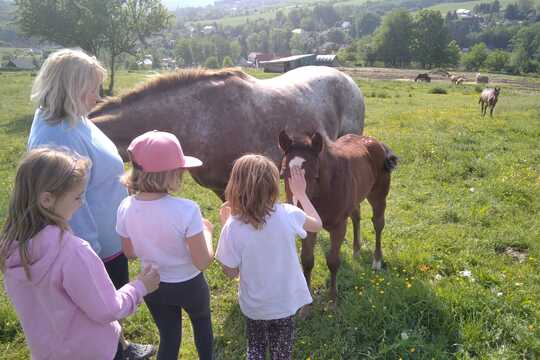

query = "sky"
[161,0,215,9]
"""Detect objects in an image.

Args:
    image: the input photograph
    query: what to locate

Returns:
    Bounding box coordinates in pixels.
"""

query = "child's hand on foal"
[138,265,160,294]
[219,202,231,225]
[289,166,307,198]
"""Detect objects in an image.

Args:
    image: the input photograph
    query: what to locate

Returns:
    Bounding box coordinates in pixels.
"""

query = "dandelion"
[380,290,384,294]
[419,264,430,272]
[469,187,475,192]
[406,282,412,288]
[410,347,416,353]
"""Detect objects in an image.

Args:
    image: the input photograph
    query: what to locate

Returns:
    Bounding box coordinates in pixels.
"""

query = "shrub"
[428,87,447,94]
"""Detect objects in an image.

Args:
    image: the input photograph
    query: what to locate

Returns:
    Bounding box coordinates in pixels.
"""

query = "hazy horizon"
[161,0,215,9]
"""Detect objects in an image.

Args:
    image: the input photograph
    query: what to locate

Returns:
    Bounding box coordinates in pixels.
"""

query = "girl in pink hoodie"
[0,148,160,360]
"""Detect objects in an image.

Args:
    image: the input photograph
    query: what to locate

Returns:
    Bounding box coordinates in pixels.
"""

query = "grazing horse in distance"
[476,73,489,84]
[89,66,365,198]
[414,73,431,82]
[456,77,465,85]
[279,130,398,315]
[479,87,501,117]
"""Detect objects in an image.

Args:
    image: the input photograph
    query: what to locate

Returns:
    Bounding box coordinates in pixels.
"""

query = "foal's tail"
[382,143,398,172]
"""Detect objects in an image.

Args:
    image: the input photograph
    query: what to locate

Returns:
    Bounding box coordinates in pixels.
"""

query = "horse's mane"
[89,67,249,117]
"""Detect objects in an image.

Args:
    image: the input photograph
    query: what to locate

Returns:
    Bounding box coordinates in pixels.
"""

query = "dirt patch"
[339,67,540,91]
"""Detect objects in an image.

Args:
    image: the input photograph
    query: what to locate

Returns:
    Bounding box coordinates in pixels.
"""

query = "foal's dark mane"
[89,68,249,117]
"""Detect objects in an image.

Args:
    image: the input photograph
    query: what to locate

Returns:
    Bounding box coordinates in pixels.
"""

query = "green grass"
[1,69,540,359]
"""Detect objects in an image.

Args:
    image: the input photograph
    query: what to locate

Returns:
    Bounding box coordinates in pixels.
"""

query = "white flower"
[459,270,472,277]
[401,331,409,340]
[434,274,443,281]
[469,187,475,192]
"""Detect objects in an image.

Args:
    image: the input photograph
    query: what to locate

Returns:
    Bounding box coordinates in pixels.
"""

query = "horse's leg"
[299,231,317,319]
[368,176,390,271]
[351,207,361,258]
[326,220,347,304]
[490,104,494,117]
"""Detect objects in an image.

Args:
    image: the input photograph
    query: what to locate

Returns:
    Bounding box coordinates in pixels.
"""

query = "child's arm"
[63,241,160,325]
[221,264,239,279]
[289,166,323,233]
[121,237,136,259]
[187,219,214,271]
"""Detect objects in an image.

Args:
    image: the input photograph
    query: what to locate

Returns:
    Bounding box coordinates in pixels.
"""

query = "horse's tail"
[382,143,398,172]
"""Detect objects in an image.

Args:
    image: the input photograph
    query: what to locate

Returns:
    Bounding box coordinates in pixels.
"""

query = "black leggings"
[144,273,213,360]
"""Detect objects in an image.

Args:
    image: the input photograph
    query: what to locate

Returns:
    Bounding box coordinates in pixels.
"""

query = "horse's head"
[278,130,323,203]
[494,87,501,96]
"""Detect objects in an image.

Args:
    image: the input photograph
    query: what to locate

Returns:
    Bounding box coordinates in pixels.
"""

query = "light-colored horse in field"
[89,66,365,198]
[479,87,501,117]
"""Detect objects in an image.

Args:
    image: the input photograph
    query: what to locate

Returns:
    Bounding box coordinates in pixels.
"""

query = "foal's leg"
[351,207,361,258]
[299,232,317,319]
[326,221,347,303]
[368,178,390,271]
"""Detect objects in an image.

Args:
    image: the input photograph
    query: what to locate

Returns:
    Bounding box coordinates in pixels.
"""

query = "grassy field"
[0,68,539,359]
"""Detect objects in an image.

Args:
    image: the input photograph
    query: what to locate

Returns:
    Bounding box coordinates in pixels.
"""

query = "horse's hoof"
[372,259,382,271]
[299,305,312,320]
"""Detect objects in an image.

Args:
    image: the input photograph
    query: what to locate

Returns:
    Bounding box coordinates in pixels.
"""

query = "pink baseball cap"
[127,130,202,172]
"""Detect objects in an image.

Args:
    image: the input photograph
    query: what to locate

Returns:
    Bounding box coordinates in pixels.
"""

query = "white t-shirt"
[216,203,313,320]
[116,195,203,283]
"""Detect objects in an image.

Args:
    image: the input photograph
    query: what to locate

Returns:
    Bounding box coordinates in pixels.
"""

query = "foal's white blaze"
[288,156,306,206]
[289,156,306,169]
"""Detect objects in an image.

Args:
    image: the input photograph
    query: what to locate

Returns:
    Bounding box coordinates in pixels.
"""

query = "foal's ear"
[311,132,323,154]
[278,130,292,152]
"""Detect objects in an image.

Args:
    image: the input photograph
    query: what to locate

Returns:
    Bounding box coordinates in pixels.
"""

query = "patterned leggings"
[245,315,295,360]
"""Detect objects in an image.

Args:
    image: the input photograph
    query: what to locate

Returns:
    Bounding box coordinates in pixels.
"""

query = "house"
[259,54,316,73]
[247,52,276,68]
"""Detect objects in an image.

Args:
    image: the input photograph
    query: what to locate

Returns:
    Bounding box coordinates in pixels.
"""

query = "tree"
[269,28,290,54]
[462,42,488,70]
[372,9,414,67]
[504,3,523,20]
[354,13,381,38]
[446,40,461,67]
[15,0,171,94]
[204,56,219,69]
[412,10,451,68]
[312,4,339,29]
[485,50,510,71]
[509,23,540,73]
[175,38,194,66]
[222,56,234,68]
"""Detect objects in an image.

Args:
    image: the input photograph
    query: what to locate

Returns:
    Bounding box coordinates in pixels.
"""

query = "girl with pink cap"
[116,130,214,360]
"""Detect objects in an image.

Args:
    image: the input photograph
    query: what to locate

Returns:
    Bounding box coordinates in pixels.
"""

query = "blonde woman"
[0,148,160,360]
[216,154,322,360]
[27,49,155,359]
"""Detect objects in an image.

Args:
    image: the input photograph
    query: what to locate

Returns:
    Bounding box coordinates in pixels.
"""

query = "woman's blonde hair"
[0,148,90,280]
[120,167,183,194]
[31,48,106,124]
[225,154,280,229]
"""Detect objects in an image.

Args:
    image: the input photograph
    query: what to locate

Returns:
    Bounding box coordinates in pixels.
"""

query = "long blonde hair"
[225,154,280,229]
[0,148,90,280]
[31,48,106,124]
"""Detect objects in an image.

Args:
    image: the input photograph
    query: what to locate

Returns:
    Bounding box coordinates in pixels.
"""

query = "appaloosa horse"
[479,87,501,117]
[279,131,397,314]
[89,66,365,198]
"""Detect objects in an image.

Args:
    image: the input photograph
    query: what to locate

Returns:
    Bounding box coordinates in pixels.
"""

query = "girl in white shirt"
[116,130,214,360]
[216,154,322,360]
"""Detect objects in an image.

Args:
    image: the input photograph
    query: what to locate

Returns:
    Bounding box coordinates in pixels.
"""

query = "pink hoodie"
[3,225,148,360]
